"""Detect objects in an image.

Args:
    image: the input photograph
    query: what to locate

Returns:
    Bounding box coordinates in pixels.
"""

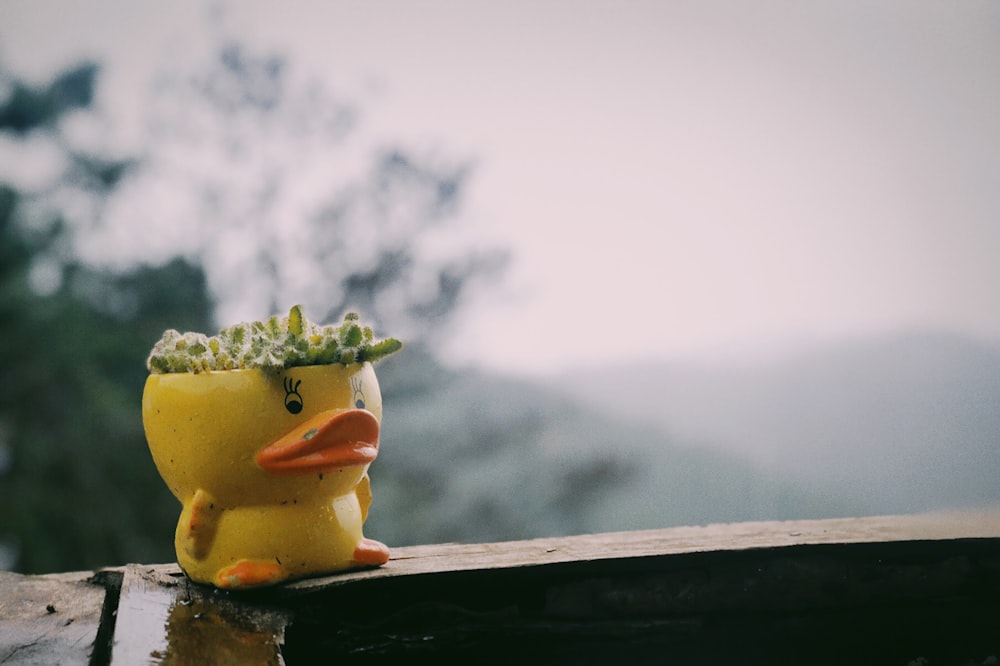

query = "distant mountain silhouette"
[365,347,872,547]
[554,332,1000,516]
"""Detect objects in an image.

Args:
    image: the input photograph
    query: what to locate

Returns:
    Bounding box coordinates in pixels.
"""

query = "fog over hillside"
[554,332,1000,516]
[365,347,872,547]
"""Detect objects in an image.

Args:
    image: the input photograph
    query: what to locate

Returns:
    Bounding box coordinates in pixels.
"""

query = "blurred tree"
[0,62,98,133]
[0,63,214,573]
[82,41,506,343]
[0,41,507,571]
[0,50,848,572]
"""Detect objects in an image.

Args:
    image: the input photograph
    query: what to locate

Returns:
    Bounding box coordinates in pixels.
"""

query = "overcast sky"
[2,0,999,375]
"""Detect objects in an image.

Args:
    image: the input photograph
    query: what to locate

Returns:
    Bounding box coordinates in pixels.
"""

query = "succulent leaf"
[147,306,401,373]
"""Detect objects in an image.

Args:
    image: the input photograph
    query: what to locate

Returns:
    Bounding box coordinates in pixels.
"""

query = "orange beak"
[256,409,380,475]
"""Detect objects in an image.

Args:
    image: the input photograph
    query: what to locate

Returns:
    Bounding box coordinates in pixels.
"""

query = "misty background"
[1,1,998,574]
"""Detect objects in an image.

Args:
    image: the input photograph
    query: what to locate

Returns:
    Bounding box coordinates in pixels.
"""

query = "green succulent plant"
[147,306,402,374]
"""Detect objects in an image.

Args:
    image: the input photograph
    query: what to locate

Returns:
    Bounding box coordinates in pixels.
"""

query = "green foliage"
[0,203,212,572]
[0,63,98,134]
[147,306,401,374]
[0,61,213,573]
[0,53,451,573]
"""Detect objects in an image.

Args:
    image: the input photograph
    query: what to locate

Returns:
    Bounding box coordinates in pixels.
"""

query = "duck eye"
[351,376,366,410]
[283,377,303,414]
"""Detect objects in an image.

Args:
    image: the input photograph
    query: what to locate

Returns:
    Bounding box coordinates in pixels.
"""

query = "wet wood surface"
[2,511,999,664]
[109,564,289,665]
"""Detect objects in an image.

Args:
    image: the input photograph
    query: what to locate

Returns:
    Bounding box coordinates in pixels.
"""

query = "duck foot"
[214,559,286,588]
[353,538,390,566]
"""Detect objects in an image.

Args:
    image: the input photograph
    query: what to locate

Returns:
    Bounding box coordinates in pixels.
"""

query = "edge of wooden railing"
[282,508,1000,592]
[3,510,999,664]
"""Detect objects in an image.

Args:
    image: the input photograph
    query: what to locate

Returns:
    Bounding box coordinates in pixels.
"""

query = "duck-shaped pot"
[141,308,400,588]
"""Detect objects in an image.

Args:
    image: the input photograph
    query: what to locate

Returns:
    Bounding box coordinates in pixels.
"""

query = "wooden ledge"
[284,509,1000,592]
[0,569,115,665]
[3,511,999,664]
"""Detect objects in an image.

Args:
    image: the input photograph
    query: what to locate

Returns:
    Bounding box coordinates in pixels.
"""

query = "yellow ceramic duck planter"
[142,306,401,589]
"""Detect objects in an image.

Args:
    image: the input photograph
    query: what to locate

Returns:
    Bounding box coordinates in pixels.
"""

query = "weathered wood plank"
[284,509,1000,592]
[271,512,1000,663]
[0,569,109,665]
[6,512,998,663]
[109,564,289,665]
